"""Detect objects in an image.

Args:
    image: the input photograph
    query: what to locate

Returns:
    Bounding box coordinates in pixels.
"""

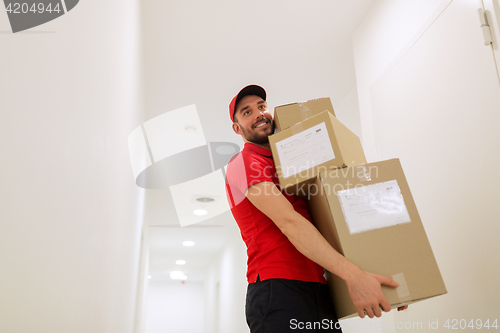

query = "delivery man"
[225,85,407,332]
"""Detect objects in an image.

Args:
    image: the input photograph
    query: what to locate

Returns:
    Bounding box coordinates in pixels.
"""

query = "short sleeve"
[225,151,275,208]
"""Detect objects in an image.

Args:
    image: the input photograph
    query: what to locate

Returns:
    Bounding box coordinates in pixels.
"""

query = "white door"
[368,0,500,327]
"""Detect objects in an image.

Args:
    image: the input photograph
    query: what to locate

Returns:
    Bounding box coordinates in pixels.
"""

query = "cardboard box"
[307,159,447,319]
[274,97,335,131]
[269,111,366,196]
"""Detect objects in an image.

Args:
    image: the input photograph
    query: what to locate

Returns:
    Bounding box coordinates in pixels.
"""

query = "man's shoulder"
[226,147,275,185]
[228,148,272,170]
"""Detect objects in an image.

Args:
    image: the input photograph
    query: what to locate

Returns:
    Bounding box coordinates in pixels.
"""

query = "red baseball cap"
[229,85,267,122]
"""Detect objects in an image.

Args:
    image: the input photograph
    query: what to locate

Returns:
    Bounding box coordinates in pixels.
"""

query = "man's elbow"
[275,212,299,236]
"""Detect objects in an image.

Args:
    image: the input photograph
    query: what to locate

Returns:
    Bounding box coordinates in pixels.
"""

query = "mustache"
[253,118,270,128]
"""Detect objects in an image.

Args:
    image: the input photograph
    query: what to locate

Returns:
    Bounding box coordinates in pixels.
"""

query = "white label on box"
[337,180,411,235]
[275,122,335,178]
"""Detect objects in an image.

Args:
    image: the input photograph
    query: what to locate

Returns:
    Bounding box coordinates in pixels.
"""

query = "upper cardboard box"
[269,110,366,196]
[274,97,335,131]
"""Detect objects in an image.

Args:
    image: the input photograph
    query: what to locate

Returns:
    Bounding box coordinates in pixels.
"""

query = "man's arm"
[246,181,403,318]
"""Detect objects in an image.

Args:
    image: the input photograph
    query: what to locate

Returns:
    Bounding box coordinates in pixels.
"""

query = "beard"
[240,120,275,145]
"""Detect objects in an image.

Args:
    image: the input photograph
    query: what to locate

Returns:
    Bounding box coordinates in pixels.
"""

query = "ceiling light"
[170,271,187,280]
[193,209,208,216]
[196,197,215,203]
[176,260,186,265]
[185,126,196,132]
[182,241,195,247]
[147,275,152,280]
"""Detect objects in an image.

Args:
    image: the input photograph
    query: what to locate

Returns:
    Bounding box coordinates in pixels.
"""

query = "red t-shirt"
[225,142,325,284]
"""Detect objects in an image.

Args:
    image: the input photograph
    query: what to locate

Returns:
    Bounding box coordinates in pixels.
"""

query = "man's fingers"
[357,305,378,319]
[351,271,404,319]
[380,299,391,312]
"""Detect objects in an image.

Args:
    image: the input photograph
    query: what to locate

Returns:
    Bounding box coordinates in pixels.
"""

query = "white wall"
[353,0,500,331]
[204,228,249,333]
[353,0,452,161]
[329,41,363,139]
[135,225,151,333]
[145,281,204,333]
[0,1,144,332]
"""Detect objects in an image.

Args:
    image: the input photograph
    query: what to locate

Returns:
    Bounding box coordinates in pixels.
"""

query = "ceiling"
[139,0,377,282]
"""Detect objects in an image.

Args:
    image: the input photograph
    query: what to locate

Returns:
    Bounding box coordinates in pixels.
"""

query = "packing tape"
[355,165,371,182]
[298,103,313,120]
[290,122,304,135]
[392,273,412,303]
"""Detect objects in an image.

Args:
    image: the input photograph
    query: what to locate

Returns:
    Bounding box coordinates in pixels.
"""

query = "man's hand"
[344,268,399,318]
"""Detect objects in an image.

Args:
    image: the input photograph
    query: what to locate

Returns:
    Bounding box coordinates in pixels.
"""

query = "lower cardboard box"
[307,158,447,319]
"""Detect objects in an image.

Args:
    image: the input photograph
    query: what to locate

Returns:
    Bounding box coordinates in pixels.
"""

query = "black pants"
[246,277,343,332]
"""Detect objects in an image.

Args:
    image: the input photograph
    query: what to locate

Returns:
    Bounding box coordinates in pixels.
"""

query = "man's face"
[232,95,274,144]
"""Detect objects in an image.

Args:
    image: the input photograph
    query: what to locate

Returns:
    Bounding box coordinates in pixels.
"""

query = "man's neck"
[244,139,271,151]
[255,143,271,151]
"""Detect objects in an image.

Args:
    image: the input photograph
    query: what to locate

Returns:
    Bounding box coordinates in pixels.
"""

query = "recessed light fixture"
[185,126,196,132]
[170,271,187,280]
[182,241,195,247]
[147,275,152,280]
[196,197,215,203]
[176,260,186,265]
[193,209,208,216]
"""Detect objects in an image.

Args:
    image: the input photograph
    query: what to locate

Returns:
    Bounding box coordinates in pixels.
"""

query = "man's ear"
[232,122,242,135]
